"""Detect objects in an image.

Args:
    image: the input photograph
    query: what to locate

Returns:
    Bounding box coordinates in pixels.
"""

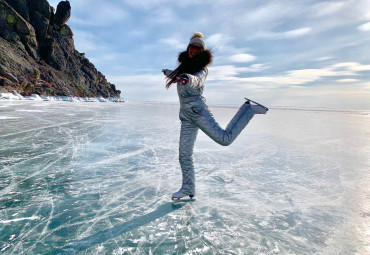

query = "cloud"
[330,62,358,68]
[208,65,240,81]
[72,29,107,52]
[207,33,224,46]
[240,2,296,24]
[312,2,346,17]
[228,54,256,63]
[252,27,312,40]
[329,62,370,72]
[68,1,127,27]
[316,56,334,61]
[365,12,370,20]
[283,68,337,84]
[121,0,173,10]
[109,74,164,85]
[349,64,370,71]
[336,79,359,83]
[107,74,177,102]
[284,27,312,37]
[245,64,270,72]
[361,82,370,90]
[158,37,186,50]
[106,63,370,109]
[358,22,370,31]
[207,62,370,90]
[147,7,177,24]
[207,33,235,51]
[208,64,269,81]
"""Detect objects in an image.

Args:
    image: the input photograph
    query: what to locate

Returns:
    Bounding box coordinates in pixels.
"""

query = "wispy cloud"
[284,27,312,37]
[107,74,177,101]
[239,2,296,24]
[312,2,346,17]
[208,64,269,81]
[228,54,256,63]
[245,64,270,72]
[69,1,127,27]
[207,33,235,51]
[158,37,186,50]
[207,33,225,47]
[109,74,165,84]
[316,56,334,62]
[208,65,241,81]
[72,29,107,52]
[358,22,370,31]
[147,7,177,24]
[252,27,312,40]
[336,79,359,83]
[207,62,370,89]
[329,62,370,72]
[364,11,370,20]
[121,0,173,10]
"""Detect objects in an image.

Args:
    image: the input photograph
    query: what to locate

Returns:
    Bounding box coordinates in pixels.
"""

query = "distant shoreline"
[1,94,369,114]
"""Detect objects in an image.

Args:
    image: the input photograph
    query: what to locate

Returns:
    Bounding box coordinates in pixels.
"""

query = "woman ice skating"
[162,32,268,200]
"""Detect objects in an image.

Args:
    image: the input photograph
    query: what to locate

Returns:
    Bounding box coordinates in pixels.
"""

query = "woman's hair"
[166,33,213,89]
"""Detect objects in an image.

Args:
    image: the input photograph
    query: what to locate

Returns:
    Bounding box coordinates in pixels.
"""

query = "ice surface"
[0,100,369,254]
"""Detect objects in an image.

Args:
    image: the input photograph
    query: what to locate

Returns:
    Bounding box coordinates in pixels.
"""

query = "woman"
[162,32,267,200]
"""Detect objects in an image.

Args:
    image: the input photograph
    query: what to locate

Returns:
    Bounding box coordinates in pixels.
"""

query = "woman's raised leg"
[185,102,256,146]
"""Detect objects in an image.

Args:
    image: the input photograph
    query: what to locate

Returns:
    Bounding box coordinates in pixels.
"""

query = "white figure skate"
[172,186,195,201]
[245,97,268,114]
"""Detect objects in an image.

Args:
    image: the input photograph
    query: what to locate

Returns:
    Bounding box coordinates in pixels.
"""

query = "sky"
[48,0,370,109]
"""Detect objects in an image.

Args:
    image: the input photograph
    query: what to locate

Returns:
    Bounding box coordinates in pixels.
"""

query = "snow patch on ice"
[91,147,149,166]
[16,109,45,113]
[0,216,41,224]
[0,116,20,120]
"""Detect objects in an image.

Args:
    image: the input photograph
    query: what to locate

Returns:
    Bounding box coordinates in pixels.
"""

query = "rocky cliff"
[0,0,121,98]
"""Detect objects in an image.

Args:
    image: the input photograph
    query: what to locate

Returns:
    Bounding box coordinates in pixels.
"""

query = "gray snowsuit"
[164,68,255,194]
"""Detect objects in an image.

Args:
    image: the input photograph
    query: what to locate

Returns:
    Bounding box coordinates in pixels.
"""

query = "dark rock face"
[0,0,121,98]
[52,0,70,28]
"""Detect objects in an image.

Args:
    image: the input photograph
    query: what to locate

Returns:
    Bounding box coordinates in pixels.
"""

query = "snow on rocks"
[0,93,124,103]
[0,93,22,100]
[24,94,43,101]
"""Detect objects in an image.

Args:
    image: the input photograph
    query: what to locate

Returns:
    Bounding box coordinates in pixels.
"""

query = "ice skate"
[172,185,195,201]
[245,97,268,114]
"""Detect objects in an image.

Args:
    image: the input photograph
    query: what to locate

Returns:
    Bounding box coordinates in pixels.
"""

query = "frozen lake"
[0,100,369,254]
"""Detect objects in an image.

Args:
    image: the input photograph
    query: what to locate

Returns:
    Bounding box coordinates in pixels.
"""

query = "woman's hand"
[175,77,189,84]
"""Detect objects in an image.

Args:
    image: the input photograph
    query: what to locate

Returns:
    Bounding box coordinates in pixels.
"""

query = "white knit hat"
[188,32,206,49]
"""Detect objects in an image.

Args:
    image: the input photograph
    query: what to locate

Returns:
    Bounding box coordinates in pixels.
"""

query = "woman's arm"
[179,68,208,89]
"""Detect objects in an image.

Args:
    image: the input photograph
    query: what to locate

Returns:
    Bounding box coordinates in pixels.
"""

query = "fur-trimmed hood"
[177,49,213,75]
[165,49,213,88]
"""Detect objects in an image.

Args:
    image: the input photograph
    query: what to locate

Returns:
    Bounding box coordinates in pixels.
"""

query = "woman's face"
[188,43,203,59]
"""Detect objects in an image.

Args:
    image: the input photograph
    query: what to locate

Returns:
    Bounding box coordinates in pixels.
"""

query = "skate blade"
[172,196,196,203]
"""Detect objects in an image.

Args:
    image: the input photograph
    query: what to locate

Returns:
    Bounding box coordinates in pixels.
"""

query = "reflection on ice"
[0,100,369,254]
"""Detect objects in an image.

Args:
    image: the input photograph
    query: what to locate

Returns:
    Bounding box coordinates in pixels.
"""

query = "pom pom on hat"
[189,32,206,49]
[191,32,204,40]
